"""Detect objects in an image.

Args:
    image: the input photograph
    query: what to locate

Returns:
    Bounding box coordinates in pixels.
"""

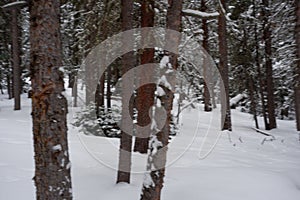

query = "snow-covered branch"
[182,9,219,19]
[2,1,27,10]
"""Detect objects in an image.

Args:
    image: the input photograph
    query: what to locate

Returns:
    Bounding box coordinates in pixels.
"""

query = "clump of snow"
[156,86,165,97]
[230,93,247,107]
[160,56,169,68]
[52,144,62,151]
[149,135,163,155]
[143,172,154,188]
[158,75,172,90]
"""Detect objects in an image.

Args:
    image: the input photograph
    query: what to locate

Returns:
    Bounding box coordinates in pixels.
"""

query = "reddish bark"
[134,0,155,154]
[29,0,72,199]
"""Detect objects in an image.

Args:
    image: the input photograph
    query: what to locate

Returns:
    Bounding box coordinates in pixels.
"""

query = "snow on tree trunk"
[140,0,183,199]
[29,0,73,199]
[218,0,232,131]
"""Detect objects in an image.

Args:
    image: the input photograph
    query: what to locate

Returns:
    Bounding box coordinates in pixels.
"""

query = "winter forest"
[0,0,300,199]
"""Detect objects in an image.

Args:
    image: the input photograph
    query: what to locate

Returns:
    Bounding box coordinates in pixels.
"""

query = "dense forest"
[0,0,299,199]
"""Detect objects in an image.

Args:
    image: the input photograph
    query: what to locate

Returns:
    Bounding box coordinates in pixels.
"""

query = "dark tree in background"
[117,0,134,184]
[201,0,212,112]
[262,0,277,130]
[29,0,72,199]
[2,1,26,110]
[295,0,300,131]
[218,0,232,131]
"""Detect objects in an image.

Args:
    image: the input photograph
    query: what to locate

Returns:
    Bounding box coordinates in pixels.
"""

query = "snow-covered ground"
[1,91,300,200]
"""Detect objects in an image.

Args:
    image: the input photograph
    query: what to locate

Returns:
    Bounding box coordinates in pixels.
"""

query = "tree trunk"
[117,0,134,184]
[140,0,182,199]
[295,0,300,131]
[29,0,73,199]
[218,0,232,131]
[134,0,155,154]
[11,8,21,110]
[249,76,259,129]
[262,0,277,129]
[253,0,269,130]
[7,72,12,99]
[202,0,212,112]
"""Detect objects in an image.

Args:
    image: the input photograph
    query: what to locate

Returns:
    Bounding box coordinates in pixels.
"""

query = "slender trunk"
[11,8,21,110]
[7,72,12,99]
[249,76,259,129]
[140,0,182,199]
[107,67,112,109]
[202,0,212,112]
[262,0,276,129]
[295,0,300,131]
[29,0,73,199]
[218,0,232,131]
[253,0,269,130]
[134,0,155,154]
[117,0,134,184]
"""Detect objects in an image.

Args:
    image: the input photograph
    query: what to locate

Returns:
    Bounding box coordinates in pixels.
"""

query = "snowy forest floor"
[1,89,300,200]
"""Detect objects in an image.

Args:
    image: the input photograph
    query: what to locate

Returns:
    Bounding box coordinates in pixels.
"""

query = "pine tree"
[29,0,72,199]
[134,0,155,154]
[140,0,183,199]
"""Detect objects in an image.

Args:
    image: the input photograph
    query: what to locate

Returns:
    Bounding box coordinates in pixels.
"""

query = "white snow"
[52,144,62,151]
[156,86,166,97]
[182,9,219,19]
[160,56,169,68]
[1,90,300,200]
[2,1,27,9]
[143,172,154,188]
[158,75,172,90]
[230,93,247,107]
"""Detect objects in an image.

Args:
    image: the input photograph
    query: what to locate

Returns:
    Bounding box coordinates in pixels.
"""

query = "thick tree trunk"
[134,0,155,154]
[11,8,21,110]
[202,0,212,112]
[218,0,232,131]
[117,0,134,184]
[29,0,73,199]
[262,0,277,130]
[295,0,300,131]
[140,1,183,199]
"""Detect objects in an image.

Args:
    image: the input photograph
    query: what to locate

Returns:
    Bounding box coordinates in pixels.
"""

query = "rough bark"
[295,0,300,131]
[134,0,155,154]
[262,0,276,130]
[29,0,73,199]
[218,0,232,131]
[116,0,134,184]
[11,8,21,110]
[140,0,183,199]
